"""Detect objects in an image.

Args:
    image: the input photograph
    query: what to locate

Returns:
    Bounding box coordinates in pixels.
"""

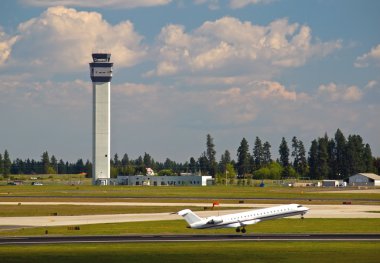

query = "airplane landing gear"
[236,227,246,233]
[301,214,305,219]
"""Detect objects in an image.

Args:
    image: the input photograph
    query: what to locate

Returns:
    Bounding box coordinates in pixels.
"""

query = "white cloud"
[22,0,171,8]
[365,80,378,90]
[148,17,341,77]
[318,82,363,102]
[229,0,274,9]
[354,44,380,68]
[12,6,146,73]
[194,0,272,9]
[0,75,91,110]
[178,80,307,125]
[193,0,220,10]
[0,29,18,65]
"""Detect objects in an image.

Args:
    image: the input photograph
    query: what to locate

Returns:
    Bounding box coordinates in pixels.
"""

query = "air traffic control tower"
[90,53,113,185]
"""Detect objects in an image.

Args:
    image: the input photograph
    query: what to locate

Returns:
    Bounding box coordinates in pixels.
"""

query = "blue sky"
[0,0,379,162]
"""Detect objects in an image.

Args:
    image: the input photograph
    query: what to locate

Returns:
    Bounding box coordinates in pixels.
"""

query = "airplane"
[178,203,309,233]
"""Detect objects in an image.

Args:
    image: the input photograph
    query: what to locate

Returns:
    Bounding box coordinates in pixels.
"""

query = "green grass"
[0,242,379,263]
[0,205,215,217]
[2,218,379,236]
[1,185,379,201]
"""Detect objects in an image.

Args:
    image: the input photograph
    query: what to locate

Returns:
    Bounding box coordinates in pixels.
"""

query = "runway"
[0,203,379,227]
[1,234,380,245]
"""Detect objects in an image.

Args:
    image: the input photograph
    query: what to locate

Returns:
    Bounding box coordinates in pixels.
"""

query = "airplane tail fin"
[178,209,202,225]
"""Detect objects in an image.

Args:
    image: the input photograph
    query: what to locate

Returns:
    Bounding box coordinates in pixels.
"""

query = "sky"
[0,0,379,163]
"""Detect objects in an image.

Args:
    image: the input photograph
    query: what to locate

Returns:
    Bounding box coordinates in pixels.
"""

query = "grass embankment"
[2,218,379,236]
[0,242,379,263]
[1,185,379,201]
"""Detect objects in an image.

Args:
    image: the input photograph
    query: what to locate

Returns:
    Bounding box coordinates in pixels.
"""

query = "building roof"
[353,173,380,180]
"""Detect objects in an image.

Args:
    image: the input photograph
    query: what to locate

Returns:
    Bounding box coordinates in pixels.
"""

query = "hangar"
[348,173,380,186]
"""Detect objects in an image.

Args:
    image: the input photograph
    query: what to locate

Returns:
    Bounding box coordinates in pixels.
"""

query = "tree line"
[0,151,92,177]
[199,129,378,181]
[1,129,379,180]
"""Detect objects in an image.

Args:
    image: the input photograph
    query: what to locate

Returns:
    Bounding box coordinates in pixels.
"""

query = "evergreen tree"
[0,153,3,175]
[253,136,263,170]
[41,151,50,174]
[262,141,272,165]
[327,139,337,179]
[237,138,251,176]
[219,150,231,173]
[122,154,129,166]
[291,136,299,172]
[198,152,208,175]
[85,160,92,177]
[58,159,66,174]
[113,153,120,167]
[50,155,58,173]
[346,135,366,176]
[297,140,308,177]
[189,157,197,174]
[334,129,347,179]
[308,140,318,179]
[374,158,380,175]
[143,152,153,167]
[3,150,12,176]
[25,159,32,174]
[317,136,329,179]
[206,134,217,176]
[75,159,85,173]
[279,137,289,168]
[363,144,374,172]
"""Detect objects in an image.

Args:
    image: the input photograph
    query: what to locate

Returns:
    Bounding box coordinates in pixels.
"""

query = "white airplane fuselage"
[178,204,309,231]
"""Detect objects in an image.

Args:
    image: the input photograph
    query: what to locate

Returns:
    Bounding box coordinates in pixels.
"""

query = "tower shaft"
[92,82,110,185]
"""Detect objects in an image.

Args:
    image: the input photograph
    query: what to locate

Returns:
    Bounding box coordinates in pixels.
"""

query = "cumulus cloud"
[365,80,378,90]
[22,0,171,8]
[318,82,363,102]
[194,0,272,9]
[0,29,18,65]
[0,75,91,110]
[12,6,146,73]
[229,0,274,9]
[176,80,307,126]
[354,44,380,68]
[148,17,341,77]
[193,0,220,10]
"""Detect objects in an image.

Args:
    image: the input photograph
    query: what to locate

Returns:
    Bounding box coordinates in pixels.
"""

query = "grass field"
[0,242,379,263]
[0,204,214,217]
[1,184,379,262]
[1,185,380,201]
[1,218,380,236]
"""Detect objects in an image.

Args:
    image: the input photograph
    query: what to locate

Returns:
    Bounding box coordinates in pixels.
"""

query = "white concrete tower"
[89,53,113,185]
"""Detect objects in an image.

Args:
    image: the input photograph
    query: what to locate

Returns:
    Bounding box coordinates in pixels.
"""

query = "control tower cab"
[90,53,113,82]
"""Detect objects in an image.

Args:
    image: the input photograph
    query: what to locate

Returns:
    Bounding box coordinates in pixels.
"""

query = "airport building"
[348,173,380,186]
[117,175,213,186]
[322,180,345,187]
